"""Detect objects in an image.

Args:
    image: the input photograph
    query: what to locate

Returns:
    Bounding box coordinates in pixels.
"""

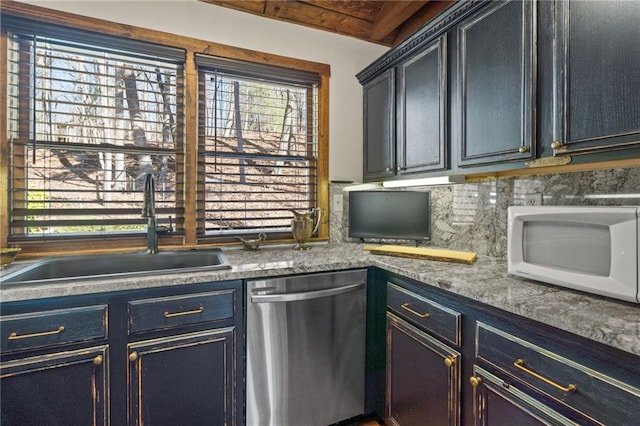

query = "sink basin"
[0,248,231,285]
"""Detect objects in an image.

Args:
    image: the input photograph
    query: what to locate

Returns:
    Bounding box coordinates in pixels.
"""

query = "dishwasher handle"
[251,282,364,303]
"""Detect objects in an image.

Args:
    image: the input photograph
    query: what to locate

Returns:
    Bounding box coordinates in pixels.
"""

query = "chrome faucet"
[141,173,158,254]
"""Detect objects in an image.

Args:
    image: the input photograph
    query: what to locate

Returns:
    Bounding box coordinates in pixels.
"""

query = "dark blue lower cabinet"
[128,328,237,426]
[386,312,461,426]
[383,272,640,426]
[1,345,109,426]
[0,280,243,426]
[470,366,578,426]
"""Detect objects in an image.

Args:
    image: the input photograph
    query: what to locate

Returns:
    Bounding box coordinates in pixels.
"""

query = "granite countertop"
[1,243,639,357]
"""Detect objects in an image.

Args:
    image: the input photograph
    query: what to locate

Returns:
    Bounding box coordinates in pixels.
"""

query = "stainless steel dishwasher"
[246,269,367,426]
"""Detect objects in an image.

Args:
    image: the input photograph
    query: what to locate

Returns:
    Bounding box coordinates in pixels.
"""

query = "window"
[196,56,321,242]
[1,6,329,254]
[5,18,185,242]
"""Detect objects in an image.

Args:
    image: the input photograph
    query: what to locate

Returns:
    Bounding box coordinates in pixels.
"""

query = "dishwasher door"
[246,269,367,426]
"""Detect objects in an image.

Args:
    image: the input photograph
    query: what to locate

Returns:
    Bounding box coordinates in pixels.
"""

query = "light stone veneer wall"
[329,167,640,258]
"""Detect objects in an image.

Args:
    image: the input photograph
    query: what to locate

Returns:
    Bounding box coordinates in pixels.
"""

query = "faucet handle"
[157,216,174,234]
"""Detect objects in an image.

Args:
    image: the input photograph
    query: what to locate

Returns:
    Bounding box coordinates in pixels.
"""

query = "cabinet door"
[471,366,579,426]
[386,312,460,426]
[363,69,395,181]
[128,328,237,426]
[397,35,447,174]
[1,345,109,426]
[551,0,640,155]
[455,0,535,168]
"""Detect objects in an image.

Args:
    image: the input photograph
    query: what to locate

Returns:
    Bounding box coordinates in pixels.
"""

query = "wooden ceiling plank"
[213,0,380,42]
[200,0,266,15]
[370,0,429,42]
[276,1,376,39]
[299,0,382,23]
[393,0,457,45]
[264,0,286,16]
[200,0,449,47]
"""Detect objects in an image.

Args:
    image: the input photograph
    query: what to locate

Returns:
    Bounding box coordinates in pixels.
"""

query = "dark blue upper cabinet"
[363,69,395,181]
[359,0,640,180]
[397,35,448,175]
[453,0,536,170]
[551,0,640,156]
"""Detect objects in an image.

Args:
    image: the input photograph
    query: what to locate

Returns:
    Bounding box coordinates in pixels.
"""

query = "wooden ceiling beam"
[393,0,457,45]
[369,0,429,42]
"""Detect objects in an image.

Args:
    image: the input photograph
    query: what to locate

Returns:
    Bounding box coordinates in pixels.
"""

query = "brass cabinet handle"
[444,355,456,368]
[551,140,564,150]
[129,352,139,362]
[469,376,482,388]
[400,303,430,318]
[8,326,65,340]
[164,306,204,318]
[93,355,103,366]
[518,145,530,153]
[514,359,577,393]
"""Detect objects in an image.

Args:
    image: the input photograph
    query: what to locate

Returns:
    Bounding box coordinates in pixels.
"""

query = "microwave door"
[523,221,612,277]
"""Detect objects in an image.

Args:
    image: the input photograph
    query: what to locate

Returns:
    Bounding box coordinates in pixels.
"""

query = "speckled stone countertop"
[1,243,639,357]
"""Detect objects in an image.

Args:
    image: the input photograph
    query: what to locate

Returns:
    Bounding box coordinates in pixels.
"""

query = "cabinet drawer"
[1,305,108,353]
[476,322,640,425]
[128,290,236,334]
[387,282,460,346]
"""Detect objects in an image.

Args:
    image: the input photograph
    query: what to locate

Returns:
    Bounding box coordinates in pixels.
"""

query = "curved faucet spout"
[141,173,156,218]
[141,173,158,254]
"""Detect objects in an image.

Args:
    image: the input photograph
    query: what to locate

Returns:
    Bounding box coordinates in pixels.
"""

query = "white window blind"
[197,55,320,242]
[5,19,185,240]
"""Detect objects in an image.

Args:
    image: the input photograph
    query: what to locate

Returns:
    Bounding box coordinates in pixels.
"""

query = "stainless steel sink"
[0,248,231,285]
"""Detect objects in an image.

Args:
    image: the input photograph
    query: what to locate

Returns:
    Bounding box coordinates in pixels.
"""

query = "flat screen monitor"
[348,190,430,242]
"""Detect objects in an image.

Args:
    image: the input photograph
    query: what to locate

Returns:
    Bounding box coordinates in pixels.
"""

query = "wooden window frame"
[0,1,330,256]
[196,61,321,243]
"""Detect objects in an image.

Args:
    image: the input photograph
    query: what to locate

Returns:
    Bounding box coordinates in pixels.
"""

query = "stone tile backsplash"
[330,167,640,258]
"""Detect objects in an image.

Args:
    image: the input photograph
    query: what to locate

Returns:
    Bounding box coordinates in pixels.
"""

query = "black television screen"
[348,190,430,241]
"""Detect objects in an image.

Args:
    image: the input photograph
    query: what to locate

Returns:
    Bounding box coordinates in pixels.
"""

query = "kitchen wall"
[18,0,388,183]
[330,166,640,258]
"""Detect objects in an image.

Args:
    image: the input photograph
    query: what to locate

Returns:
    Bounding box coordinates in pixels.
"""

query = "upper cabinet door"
[455,0,536,168]
[552,0,640,155]
[363,69,395,181]
[397,35,448,175]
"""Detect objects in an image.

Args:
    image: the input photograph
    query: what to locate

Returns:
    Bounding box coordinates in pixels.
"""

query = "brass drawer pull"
[514,359,577,393]
[8,326,65,340]
[164,306,204,318]
[401,303,430,318]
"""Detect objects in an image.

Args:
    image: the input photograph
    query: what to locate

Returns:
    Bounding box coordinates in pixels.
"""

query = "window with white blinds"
[5,19,185,240]
[197,55,320,242]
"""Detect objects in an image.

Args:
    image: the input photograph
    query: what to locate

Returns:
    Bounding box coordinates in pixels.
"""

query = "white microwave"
[507,206,639,303]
